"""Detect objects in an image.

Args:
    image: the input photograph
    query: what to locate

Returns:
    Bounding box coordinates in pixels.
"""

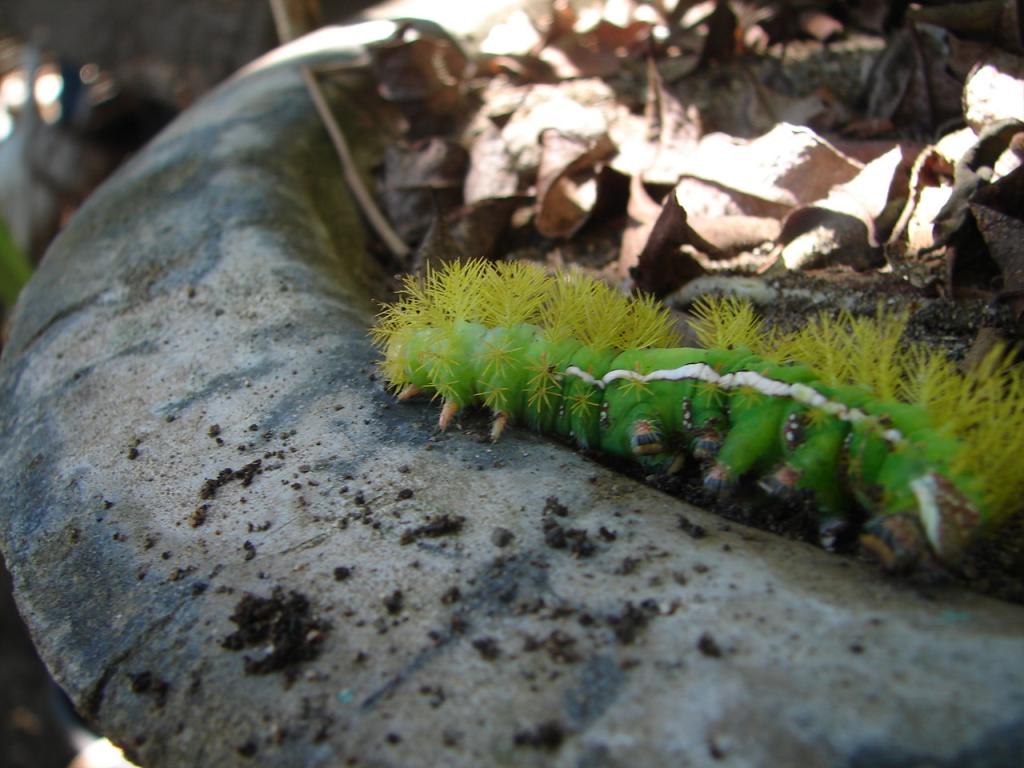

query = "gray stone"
[2,23,1024,768]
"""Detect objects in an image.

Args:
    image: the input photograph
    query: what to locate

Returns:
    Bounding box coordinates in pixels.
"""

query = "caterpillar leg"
[438,399,459,431]
[398,385,423,401]
[758,463,800,497]
[703,462,735,495]
[691,425,723,461]
[909,472,980,566]
[630,419,664,456]
[860,513,933,574]
[758,464,853,549]
[490,411,509,442]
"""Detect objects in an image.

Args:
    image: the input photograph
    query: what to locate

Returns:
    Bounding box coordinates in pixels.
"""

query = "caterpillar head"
[860,471,980,572]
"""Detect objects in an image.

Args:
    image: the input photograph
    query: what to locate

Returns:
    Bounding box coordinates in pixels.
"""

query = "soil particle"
[236,740,258,758]
[543,496,569,517]
[677,514,708,539]
[127,671,169,707]
[198,460,263,500]
[697,632,723,658]
[440,586,461,604]
[242,541,256,561]
[607,601,658,644]
[188,504,209,528]
[616,556,641,575]
[526,630,580,664]
[383,589,404,615]
[400,514,465,545]
[542,517,595,558]
[491,527,514,547]
[514,720,566,750]
[221,588,329,676]
[471,636,501,660]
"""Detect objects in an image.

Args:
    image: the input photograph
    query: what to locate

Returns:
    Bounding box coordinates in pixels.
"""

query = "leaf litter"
[328,0,1024,590]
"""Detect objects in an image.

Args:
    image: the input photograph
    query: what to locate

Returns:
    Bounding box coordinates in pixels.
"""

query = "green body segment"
[393,323,982,567]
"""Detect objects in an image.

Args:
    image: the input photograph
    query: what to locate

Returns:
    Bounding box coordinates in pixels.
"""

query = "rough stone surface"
[2,24,1024,768]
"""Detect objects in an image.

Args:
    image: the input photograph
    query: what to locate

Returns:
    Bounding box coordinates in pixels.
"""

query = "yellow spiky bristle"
[693,296,1024,522]
[371,259,680,390]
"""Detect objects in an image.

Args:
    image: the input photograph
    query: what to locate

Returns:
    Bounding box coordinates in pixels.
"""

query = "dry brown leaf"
[535,129,616,238]
[618,173,664,279]
[797,9,843,42]
[464,120,521,203]
[963,50,1024,132]
[777,146,907,271]
[538,37,623,79]
[635,56,702,184]
[630,188,713,297]
[448,198,521,263]
[687,214,781,255]
[382,138,468,244]
[673,177,791,220]
[678,124,863,208]
[411,207,468,275]
[970,165,1024,319]
[367,25,469,138]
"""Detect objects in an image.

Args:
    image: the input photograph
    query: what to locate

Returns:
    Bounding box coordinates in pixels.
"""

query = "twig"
[300,66,410,259]
[268,0,409,259]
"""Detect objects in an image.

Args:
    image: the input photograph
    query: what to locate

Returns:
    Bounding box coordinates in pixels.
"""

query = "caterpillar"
[371,259,1024,575]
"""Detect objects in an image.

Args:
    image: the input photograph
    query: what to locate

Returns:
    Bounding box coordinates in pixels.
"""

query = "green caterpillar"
[372,260,1024,574]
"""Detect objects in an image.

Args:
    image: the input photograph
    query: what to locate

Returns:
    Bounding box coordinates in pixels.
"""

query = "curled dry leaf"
[630,188,711,297]
[900,145,957,254]
[779,146,906,270]
[382,138,468,244]
[797,9,844,42]
[933,119,1024,248]
[465,120,522,203]
[535,129,616,238]
[411,206,467,275]
[859,27,962,137]
[969,166,1024,320]
[367,24,469,137]
[618,173,664,280]
[678,124,863,208]
[465,79,619,205]
[963,50,1024,132]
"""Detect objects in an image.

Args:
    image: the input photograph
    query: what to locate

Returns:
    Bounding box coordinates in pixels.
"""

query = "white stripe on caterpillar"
[562,364,906,444]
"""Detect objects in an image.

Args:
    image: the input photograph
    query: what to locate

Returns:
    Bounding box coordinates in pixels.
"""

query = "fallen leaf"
[618,173,665,279]
[779,208,879,271]
[934,119,1024,247]
[630,188,711,297]
[963,50,1024,132]
[535,129,616,238]
[797,9,844,42]
[465,119,521,203]
[678,124,863,208]
[970,165,1024,319]
[777,142,907,271]
[368,24,469,137]
[449,198,521,262]
[411,206,468,275]
[382,138,468,244]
